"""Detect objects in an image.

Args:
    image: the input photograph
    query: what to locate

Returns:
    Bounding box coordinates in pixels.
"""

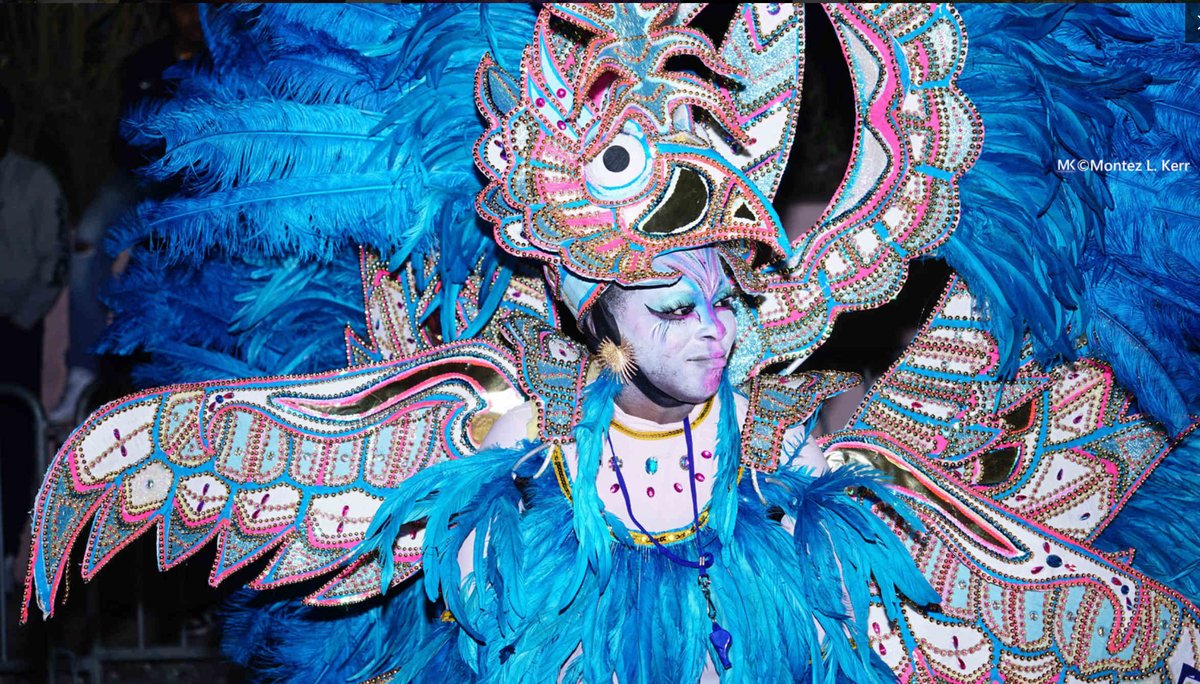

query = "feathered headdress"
[474,3,983,377]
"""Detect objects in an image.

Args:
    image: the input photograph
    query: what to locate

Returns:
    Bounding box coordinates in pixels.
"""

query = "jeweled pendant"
[645,457,658,475]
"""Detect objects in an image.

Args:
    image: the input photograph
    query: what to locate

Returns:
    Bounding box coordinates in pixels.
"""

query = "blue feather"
[105,2,537,380]
[1096,433,1200,602]
[951,3,1200,432]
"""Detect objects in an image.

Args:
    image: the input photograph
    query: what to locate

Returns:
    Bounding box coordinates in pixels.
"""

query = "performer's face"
[606,250,737,404]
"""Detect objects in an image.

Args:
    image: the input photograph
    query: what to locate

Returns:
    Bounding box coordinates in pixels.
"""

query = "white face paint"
[606,249,737,406]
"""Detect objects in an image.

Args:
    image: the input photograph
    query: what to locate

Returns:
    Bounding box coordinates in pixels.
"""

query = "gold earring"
[597,338,637,384]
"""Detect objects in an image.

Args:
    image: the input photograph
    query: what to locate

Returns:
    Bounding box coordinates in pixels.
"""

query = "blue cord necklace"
[605,416,734,670]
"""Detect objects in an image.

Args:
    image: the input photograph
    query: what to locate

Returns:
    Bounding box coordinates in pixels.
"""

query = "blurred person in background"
[0,83,68,562]
[47,2,207,424]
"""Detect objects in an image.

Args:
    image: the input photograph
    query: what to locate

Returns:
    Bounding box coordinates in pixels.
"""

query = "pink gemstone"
[556,120,567,130]
[694,473,706,482]
[701,450,713,459]
[673,483,684,493]
[535,97,545,107]
[610,484,620,493]
[556,88,567,98]
[646,487,655,498]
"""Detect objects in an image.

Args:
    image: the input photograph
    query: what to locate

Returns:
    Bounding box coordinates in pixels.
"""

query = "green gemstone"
[644,457,658,475]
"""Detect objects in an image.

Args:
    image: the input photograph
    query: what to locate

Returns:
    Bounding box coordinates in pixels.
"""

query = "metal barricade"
[0,383,232,683]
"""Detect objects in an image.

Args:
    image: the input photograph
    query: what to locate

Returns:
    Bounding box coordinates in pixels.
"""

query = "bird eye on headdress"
[583,121,653,203]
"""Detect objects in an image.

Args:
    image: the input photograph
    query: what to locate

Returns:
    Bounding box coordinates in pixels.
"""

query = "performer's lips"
[689,352,728,368]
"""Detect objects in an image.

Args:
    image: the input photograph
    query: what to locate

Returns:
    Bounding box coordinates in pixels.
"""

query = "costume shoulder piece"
[825,276,1200,681]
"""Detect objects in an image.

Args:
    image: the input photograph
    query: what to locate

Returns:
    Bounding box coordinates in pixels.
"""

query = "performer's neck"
[614,385,694,425]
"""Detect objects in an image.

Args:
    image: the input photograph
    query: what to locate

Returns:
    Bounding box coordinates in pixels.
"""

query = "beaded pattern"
[825,276,1200,682]
[740,370,859,471]
[473,3,799,290]
[738,3,983,374]
[24,342,525,618]
[499,315,592,444]
[346,249,556,366]
[474,3,982,379]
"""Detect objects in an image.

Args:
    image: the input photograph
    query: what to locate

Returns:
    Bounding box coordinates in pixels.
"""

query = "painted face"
[605,249,737,404]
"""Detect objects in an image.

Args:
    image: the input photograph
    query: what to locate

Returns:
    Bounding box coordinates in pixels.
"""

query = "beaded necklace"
[605,417,734,669]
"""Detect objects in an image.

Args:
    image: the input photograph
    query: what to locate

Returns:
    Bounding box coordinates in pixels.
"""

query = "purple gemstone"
[556,120,567,130]
[646,487,655,498]
[535,97,545,107]
[701,450,713,459]
[610,484,620,493]
[694,473,706,482]
[673,483,684,493]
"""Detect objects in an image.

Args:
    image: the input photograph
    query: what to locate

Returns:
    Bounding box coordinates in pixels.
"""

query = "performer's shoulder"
[481,401,538,449]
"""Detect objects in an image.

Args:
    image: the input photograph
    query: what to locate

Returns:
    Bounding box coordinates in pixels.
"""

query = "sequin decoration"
[473,4,798,288]
[740,4,984,375]
[740,371,860,472]
[24,341,524,619]
[498,314,591,444]
[825,275,1200,682]
[347,249,556,366]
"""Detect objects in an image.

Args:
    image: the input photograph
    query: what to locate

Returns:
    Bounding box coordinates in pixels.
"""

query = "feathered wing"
[825,276,1200,682]
[24,342,524,621]
[922,1,1200,644]
[29,0,549,623]
[104,3,538,388]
